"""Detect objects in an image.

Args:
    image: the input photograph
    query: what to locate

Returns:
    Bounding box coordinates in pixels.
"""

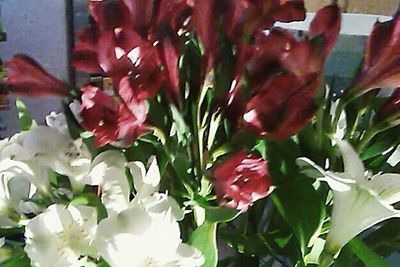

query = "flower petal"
[366,173,400,205]
[324,188,400,256]
[336,140,365,181]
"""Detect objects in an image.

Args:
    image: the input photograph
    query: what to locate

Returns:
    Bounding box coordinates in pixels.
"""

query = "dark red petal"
[243,73,320,139]
[364,20,395,70]
[116,102,148,147]
[309,4,341,56]
[159,37,181,104]
[192,0,217,70]
[122,0,154,34]
[6,54,68,96]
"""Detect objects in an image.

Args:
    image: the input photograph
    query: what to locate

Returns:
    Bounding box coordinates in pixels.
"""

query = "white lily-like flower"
[297,140,400,266]
[94,205,204,267]
[0,172,34,227]
[24,204,97,267]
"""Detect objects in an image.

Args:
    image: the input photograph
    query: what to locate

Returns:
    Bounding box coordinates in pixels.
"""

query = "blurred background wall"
[0,0,72,137]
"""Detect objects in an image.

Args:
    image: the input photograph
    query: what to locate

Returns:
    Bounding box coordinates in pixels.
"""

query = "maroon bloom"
[225,0,306,41]
[239,5,340,140]
[80,84,148,147]
[80,85,120,147]
[349,13,400,96]
[212,152,272,212]
[6,54,68,97]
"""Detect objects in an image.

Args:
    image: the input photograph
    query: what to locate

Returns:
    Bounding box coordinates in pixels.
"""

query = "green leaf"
[1,247,31,267]
[71,193,108,222]
[190,221,218,267]
[205,207,240,223]
[349,238,391,267]
[271,180,326,256]
[170,104,190,145]
[16,98,36,131]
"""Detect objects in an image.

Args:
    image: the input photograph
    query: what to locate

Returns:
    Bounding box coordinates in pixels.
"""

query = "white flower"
[1,127,92,193]
[0,158,47,195]
[128,157,184,220]
[94,206,204,267]
[46,112,69,136]
[83,151,130,215]
[0,172,34,227]
[297,141,400,265]
[128,156,160,199]
[24,204,97,267]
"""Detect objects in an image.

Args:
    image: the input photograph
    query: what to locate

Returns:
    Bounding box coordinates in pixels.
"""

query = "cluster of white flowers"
[0,112,204,267]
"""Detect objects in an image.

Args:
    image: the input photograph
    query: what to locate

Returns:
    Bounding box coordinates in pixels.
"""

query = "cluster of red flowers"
[5,1,400,211]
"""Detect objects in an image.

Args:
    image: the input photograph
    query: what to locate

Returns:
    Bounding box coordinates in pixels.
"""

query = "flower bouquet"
[1,1,400,266]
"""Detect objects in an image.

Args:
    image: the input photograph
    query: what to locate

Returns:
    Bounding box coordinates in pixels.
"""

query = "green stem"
[345,106,367,140]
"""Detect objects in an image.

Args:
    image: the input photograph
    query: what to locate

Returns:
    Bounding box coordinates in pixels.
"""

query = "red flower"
[80,84,148,147]
[225,0,306,41]
[243,73,321,139]
[238,5,340,139]
[80,85,120,147]
[6,54,68,96]
[349,13,400,96]
[212,152,272,212]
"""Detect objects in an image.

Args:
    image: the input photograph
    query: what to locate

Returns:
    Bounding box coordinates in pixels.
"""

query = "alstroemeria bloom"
[212,151,272,211]
[347,12,400,98]
[6,54,68,96]
[242,5,340,139]
[297,141,400,265]
[80,85,148,147]
[95,205,204,267]
[25,204,98,267]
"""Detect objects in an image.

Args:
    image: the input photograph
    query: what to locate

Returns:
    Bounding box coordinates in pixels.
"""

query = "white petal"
[366,173,400,205]
[172,243,205,267]
[45,112,69,136]
[95,206,183,267]
[128,156,160,199]
[324,188,400,255]
[100,166,131,215]
[25,204,97,267]
[336,140,365,181]
[133,193,185,221]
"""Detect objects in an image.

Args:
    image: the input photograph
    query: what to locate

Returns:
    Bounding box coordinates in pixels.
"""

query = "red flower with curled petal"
[6,54,68,97]
[212,151,272,212]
